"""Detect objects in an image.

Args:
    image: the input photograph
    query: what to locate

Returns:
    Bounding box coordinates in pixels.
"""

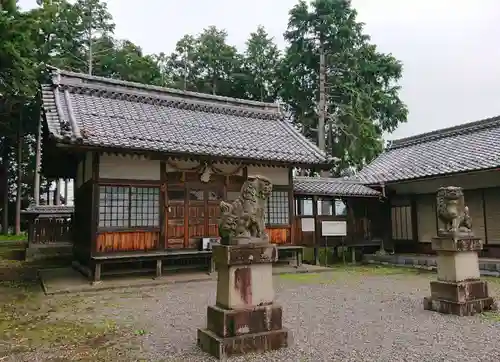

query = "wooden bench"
[277,245,304,267]
[341,239,383,263]
[85,250,213,282]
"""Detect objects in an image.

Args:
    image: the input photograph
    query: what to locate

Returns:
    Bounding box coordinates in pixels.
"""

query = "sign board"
[321,221,347,236]
[301,218,315,232]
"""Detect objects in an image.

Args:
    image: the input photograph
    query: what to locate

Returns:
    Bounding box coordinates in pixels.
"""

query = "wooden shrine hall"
[35,67,332,280]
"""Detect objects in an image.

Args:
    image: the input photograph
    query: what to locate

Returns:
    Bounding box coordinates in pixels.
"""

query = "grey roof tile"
[41,67,329,165]
[357,115,500,184]
[293,177,380,197]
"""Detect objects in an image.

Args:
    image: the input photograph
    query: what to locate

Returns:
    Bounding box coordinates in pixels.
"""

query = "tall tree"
[0,2,39,233]
[239,26,282,102]
[281,0,408,173]
[168,27,240,96]
[91,36,163,84]
[194,26,240,96]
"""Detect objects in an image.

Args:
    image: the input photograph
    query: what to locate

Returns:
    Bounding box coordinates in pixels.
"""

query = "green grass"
[0,232,27,242]
[279,272,324,282]
[0,242,142,361]
[279,265,426,285]
[480,310,500,322]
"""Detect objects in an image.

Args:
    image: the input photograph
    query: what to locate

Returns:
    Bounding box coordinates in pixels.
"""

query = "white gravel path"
[74,270,500,362]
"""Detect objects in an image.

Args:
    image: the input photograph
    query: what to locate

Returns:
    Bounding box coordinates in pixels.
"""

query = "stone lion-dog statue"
[436,186,473,238]
[218,175,273,245]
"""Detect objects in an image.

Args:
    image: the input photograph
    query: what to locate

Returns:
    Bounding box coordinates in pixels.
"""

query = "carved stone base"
[423,296,494,316]
[197,327,290,360]
[423,280,494,316]
[197,304,290,359]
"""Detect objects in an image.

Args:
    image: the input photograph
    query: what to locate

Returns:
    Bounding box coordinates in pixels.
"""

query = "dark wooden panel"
[293,217,314,247]
[96,231,159,252]
[167,202,184,248]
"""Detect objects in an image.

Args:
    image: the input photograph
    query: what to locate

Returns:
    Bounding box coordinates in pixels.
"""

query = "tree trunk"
[1,139,10,235]
[15,115,23,235]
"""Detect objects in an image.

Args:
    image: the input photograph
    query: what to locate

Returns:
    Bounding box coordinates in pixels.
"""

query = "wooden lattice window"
[266,191,289,225]
[130,187,160,227]
[391,205,412,240]
[98,186,160,228]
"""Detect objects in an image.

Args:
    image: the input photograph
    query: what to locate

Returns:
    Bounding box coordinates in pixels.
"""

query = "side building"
[357,115,500,257]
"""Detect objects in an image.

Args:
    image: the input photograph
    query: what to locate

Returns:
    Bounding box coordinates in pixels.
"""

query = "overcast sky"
[19,0,500,140]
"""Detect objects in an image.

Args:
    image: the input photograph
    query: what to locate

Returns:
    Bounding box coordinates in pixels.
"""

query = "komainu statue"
[436,186,473,238]
[218,175,273,245]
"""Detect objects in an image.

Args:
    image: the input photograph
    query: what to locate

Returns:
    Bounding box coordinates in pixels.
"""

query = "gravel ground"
[57,269,500,362]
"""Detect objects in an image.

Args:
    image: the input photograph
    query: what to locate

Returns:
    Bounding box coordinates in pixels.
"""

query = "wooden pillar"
[410,195,419,244]
[91,153,100,256]
[46,181,51,205]
[160,161,167,250]
[288,168,294,246]
[313,195,319,265]
[481,189,488,244]
[33,117,42,205]
[55,179,61,205]
[64,179,68,205]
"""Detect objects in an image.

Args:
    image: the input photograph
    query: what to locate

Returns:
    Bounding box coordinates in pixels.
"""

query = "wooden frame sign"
[301,218,315,232]
[321,220,347,237]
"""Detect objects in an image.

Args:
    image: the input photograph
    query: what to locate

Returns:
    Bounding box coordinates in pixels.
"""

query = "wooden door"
[187,189,206,248]
[207,189,224,238]
[166,188,185,249]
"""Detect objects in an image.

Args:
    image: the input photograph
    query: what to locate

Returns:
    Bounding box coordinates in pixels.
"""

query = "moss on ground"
[0,245,141,361]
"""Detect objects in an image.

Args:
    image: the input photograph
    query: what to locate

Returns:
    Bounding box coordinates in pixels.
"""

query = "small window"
[317,198,334,216]
[167,189,185,201]
[297,197,314,216]
[189,189,204,201]
[334,199,347,217]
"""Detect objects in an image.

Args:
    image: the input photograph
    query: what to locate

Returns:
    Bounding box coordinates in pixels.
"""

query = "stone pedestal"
[423,236,494,316]
[197,243,291,360]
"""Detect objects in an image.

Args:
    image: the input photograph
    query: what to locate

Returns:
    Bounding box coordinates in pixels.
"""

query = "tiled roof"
[357,115,500,184]
[293,177,380,197]
[41,67,329,165]
[21,205,74,215]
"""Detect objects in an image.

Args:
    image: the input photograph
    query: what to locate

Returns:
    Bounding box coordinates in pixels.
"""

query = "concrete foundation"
[197,243,291,359]
[424,236,494,316]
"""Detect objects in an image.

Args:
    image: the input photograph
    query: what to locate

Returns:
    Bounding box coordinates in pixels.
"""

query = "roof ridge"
[388,115,500,150]
[293,176,361,183]
[54,81,280,121]
[48,66,280,112]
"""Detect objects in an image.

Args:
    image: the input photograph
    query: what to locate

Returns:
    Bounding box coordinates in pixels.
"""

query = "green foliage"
[281,0,408,173]
[0,0,408,232]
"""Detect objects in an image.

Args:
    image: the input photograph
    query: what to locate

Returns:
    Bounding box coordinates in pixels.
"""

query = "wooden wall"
[88,155,295,254]
[387,171,500,256]
[293,197,381,247]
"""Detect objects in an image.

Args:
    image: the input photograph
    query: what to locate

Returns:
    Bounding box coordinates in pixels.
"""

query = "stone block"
[430,280,490,303]
[216,263,274,310]
[436,251,480,282]
[212,243,278,267]
[431,236,483,252]
[197,327,290,360]
[423,296,494,316]
[207,304,283,338]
